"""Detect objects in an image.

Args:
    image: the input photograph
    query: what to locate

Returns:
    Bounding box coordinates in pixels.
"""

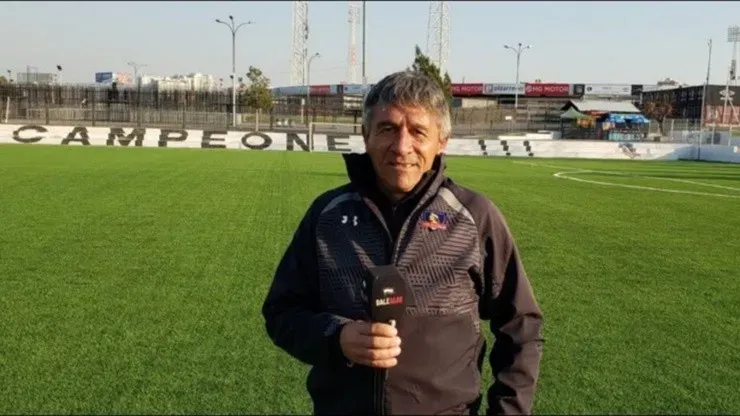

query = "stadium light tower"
[215,15,254,128]
[504,42,532,110]
[291,1,309,86]
[347,1,361,84]
[426,1,450,74]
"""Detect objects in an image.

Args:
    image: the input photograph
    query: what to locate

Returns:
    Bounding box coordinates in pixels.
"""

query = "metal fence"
[0,83,362,132]
[647,118,739,145]
[0,83,576,136]
[8,84,726,141]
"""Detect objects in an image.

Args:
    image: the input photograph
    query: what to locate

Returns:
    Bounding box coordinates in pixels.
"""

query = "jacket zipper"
[359,197,393,416]
[361,195,434,416]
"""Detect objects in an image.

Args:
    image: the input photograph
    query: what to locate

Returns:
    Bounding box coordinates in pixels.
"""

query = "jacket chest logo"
[419,210,449,231]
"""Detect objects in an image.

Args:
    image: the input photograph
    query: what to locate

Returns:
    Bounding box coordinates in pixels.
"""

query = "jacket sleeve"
[480,202,545,416]
[261,200,353,367]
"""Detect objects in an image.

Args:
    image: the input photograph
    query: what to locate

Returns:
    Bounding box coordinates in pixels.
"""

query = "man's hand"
[339,321,402,368]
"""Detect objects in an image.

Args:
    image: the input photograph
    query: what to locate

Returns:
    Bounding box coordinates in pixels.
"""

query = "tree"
[0,76,8,85]
[642,100,674,136]
[408,45,453,104]
[243,66,273,112]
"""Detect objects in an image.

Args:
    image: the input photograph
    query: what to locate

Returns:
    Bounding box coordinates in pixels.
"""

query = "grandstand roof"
[563,100,641,114]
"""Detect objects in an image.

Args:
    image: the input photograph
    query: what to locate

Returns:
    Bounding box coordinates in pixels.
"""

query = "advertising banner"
[2,124,728,161]
[524,83,571,97]
[95,72,113,84]
[271,86,308,96]
[452,83,484,96]
[309,85,338,95]
[584,84,632,97]
[114,72,133,85]
[342,84,371,95]
[482,83,525,95]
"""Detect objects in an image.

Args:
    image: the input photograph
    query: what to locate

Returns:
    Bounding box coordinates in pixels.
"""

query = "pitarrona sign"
[0,124,359,152]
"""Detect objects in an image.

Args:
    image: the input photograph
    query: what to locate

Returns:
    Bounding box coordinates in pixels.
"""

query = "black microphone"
[365,265,408,416]
[367,265,408,327]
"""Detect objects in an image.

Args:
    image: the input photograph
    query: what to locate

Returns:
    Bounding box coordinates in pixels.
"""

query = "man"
[262,71,544,415]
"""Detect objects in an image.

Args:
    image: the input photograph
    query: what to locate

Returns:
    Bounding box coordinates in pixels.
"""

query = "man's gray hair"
[362,71,452,140]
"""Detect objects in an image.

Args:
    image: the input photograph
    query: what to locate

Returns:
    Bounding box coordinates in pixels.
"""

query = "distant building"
[642,84,740,125]
[643,77,687,92]
[95,72,134,86]
[139,73,218,91]
[16,72,55,85]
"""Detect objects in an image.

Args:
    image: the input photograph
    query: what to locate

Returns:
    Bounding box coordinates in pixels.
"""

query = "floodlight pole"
[216,16,254,128]
[504,43,532,110]
[305,52,321,120]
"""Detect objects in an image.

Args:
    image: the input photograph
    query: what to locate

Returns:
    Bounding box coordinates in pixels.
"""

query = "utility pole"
[216,15,254,128]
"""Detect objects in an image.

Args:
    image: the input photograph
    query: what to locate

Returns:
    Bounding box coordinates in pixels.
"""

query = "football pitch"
[0,144,738,414]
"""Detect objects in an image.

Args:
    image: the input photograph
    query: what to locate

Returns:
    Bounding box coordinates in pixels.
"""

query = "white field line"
[553,170,740,199]
[653,177,740,192]
[514,160,740,196]
[512,161,580,171]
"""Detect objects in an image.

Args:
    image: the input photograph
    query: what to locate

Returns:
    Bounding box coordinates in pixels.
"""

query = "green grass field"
[1,144,739,414]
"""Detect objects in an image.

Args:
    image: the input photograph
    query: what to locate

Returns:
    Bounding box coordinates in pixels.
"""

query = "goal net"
[308,122,365,153]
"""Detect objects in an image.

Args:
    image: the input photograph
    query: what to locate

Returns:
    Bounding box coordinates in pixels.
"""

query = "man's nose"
[390,128,415,154]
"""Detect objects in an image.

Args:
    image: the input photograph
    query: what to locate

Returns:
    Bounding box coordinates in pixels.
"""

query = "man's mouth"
[390,162,416,168]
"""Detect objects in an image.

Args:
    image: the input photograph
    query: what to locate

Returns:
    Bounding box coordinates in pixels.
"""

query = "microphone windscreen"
[367,265,407,324]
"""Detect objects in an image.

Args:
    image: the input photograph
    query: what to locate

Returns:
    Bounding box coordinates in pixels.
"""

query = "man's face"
[363,104,447,200]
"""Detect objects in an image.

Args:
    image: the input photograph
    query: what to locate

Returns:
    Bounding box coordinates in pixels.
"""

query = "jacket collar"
[341,152,448,206]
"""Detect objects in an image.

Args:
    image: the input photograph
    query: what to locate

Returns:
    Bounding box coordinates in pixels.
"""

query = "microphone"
[367,265,408,327]
[366,265,408,415]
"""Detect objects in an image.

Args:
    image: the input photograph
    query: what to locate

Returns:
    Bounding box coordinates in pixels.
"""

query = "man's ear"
[438,135,449,154]
[362,123,369,145]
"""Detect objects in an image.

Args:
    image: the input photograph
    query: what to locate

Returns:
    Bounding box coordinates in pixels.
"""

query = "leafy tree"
[242,66,273,112]
[0,75,8,85]
[642,100,674,136]
[408,45,453,104]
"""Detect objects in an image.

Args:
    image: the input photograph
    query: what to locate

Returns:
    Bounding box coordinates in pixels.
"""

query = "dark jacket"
[262,153,544,415]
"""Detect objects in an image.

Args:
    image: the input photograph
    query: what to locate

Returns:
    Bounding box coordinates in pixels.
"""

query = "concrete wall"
[1,123,738,164]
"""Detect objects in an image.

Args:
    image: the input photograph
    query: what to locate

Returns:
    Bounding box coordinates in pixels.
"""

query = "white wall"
[0,124,737,164]
[696,145,740,163]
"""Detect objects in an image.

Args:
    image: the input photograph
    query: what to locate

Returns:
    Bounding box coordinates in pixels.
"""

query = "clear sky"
[3,1,740,87]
